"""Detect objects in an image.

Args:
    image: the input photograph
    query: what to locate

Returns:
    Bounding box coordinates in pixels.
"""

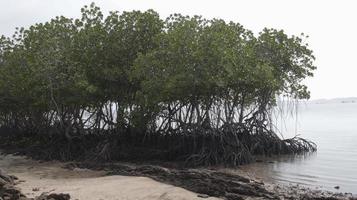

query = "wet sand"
[0,153,220,200]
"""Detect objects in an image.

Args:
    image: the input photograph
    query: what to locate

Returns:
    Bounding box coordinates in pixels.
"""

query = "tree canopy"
[0,3,316,166]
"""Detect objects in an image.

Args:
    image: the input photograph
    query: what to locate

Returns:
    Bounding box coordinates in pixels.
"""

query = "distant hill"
[308,97,357,104]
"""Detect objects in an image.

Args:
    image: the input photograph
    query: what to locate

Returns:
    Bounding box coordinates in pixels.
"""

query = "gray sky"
[1,0,356,100]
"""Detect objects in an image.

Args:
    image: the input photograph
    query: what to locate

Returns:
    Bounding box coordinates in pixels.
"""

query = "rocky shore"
[66,162,357,200]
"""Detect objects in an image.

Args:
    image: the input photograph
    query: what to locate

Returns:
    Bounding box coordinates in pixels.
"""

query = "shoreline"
[1,150,356,200]
[67,161,357,200]
[1,152,219,200]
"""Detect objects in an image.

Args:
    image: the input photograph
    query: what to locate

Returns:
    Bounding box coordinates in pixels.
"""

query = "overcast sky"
[1,0,356,100]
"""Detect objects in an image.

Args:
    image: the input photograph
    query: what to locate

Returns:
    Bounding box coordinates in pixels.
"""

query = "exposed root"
[0,128,316,167]
[165,127,317,167]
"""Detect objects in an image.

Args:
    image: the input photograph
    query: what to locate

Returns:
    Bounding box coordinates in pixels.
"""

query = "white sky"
[1,0,356,100]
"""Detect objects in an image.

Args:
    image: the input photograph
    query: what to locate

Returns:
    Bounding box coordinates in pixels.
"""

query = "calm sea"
[240,101,357,194]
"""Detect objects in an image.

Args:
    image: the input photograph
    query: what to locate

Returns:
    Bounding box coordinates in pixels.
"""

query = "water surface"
[241,101,357,194]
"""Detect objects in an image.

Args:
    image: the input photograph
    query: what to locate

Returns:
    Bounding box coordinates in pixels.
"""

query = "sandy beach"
[0,153,219,200]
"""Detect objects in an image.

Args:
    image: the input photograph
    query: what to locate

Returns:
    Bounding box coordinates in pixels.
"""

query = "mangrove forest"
[0,3,317,166]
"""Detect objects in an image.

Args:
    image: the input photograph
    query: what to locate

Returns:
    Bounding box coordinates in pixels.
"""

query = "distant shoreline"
[306,97,357,104]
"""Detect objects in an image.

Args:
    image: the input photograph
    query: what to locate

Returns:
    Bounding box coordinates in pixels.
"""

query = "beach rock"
[0,170,13,185]
[1,168,70,200]
[0,179,7,187]
[76,162,276,199]
[197,194,209,198]
[0,184,25,200]
[224,192,244,200]
[36,193,70,200]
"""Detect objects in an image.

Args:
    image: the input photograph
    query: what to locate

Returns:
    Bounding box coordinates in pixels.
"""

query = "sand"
[0,153,220,200]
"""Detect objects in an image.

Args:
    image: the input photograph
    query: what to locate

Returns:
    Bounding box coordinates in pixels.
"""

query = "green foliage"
[0,3,316,165]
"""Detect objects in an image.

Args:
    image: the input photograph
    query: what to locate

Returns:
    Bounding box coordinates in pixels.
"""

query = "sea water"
[241,101,357,194]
